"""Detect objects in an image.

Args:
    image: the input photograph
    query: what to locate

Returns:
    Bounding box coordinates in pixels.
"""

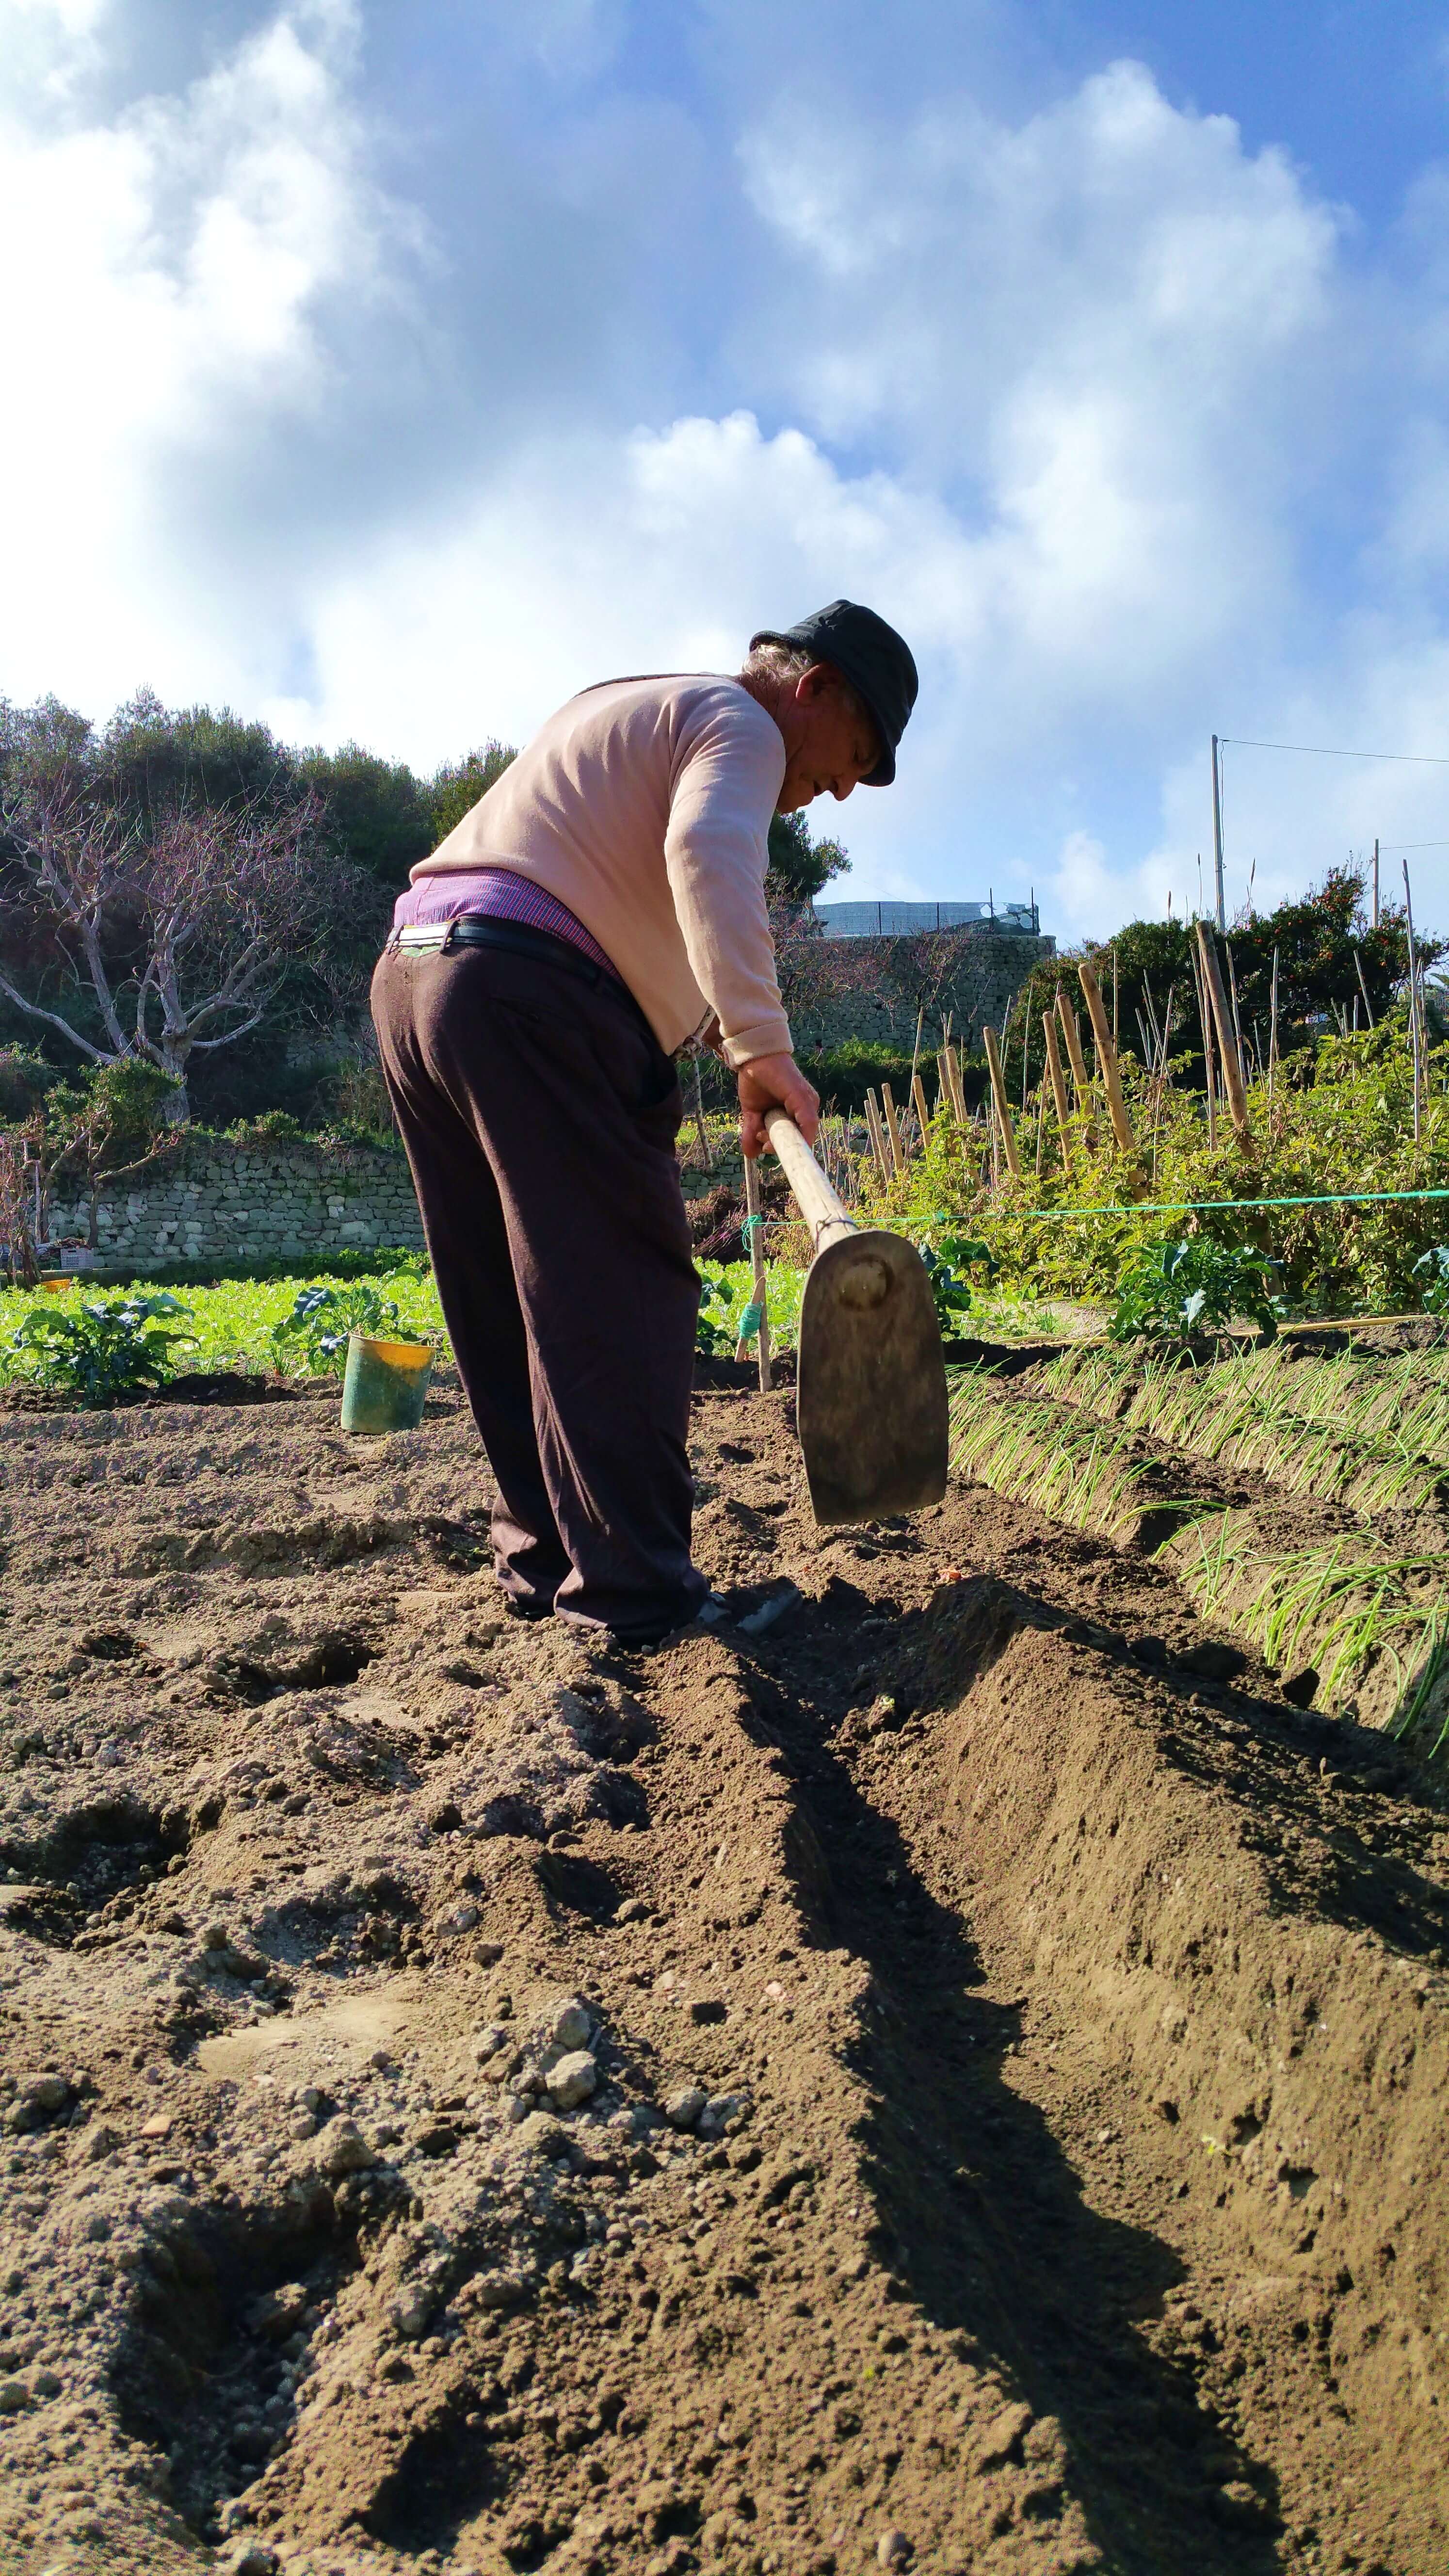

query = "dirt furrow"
[0,1380,1447,2574]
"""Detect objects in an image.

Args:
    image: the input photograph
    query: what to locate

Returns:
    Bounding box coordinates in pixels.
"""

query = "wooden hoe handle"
[762,1109,857,1255]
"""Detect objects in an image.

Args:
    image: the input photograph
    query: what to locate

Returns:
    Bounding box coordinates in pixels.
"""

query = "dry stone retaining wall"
[46,1139,424,1269]
[783,928,1057,1056]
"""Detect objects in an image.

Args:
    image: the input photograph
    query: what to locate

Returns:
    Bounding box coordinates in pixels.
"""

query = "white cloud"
[3,7,1449,936]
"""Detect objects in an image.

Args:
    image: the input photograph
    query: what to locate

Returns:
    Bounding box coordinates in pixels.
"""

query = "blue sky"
[4,0,1449,938]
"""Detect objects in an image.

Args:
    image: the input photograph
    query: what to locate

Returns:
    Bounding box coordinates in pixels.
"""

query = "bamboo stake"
[1195,920,1252,1147]
[1042,1011,1073,1165]
[982,1025,1023,1179]
[1111,943,1119,1044]
[1147,987,1176,1185]
[1021,1000,1031,1114]
[1055,990,1098,1145]
[880,1082,906,1175]
[943,1043,966,1123]
[1034,1083,1046,1177]
[1268,947,1280,1098]
[864,1090,891,1187]
[1353,945,1374,1030]
[734,1151,772,1388]
[1225,939,1245,1068]
[911,1070,932,1143]
[691,1055,712,1171]
[1404,860,1423,1145]
[1077,958,1141,1173]
[1190,939,1218,1149]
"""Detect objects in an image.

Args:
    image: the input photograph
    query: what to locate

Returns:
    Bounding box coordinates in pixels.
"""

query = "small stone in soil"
[544,1997,593,2051]
[315,2118,375,2178]
[665,2086,707,2130]
[547,2051,598,2111]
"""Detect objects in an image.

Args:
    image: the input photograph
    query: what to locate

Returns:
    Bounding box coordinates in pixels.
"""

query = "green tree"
[430,740,517,844]
[97,689,301,819]
[298,742,435,890]
[765,810,850,911]
[1003,868,1440,1096]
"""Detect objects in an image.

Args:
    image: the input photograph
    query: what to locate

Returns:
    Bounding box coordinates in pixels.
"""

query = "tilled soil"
[1,1369,1448,2576]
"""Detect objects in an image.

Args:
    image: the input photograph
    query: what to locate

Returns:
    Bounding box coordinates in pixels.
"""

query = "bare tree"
[0,772,338,1119]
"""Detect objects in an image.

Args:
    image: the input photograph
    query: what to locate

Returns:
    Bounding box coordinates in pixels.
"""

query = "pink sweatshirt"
[410,676,791,1066]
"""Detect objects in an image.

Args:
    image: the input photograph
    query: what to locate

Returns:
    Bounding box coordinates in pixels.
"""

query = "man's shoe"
[610,1594,732,1654]
[500,1595,554,1623]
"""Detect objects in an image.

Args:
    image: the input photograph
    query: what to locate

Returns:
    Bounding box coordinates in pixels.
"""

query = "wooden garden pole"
[1191,943,1218,1151]
[1225,940,1246,1069]
[880,1082,906,1175]
[1404,860,1424,1145]
[734,1151,772,1388]
[982,1025,1023,1179]
[1034,1085,1046,1177]
[1077,958,1141,1172]
[1021,1000,1032,1113]
[911,1069,932,1143]
[1195,920,1252,1147]
[864,1090,891,1186]
[1042,1010,1073,1164]
[943,1043,967,1123]
[690,1055,713,1171]
[1268,946,1280,1098]
[1055,990,1099,1145]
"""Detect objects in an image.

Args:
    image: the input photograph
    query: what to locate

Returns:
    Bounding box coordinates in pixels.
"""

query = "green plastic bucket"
[340,1333,434,1434]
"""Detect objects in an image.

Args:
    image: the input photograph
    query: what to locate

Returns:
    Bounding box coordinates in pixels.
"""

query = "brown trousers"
[371,937,708,1643]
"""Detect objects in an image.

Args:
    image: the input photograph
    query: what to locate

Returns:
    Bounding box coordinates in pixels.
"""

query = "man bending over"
[372,599,918,1648]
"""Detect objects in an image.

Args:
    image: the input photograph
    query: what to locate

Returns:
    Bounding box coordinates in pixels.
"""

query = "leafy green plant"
[695,1273,738,1355]
[1109,1237,1283,1346]
[1413,1246,1449,1315]
[268,1280,417,1376]
[8,1292,194,1404]
[918,1230,996,1333]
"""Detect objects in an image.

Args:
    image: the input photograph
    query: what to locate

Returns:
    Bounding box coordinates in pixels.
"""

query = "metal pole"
[1210,734,1226,933]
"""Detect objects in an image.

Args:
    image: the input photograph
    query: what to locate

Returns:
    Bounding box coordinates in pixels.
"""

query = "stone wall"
[781,928,1057,1056]
[45,1137,424,1270]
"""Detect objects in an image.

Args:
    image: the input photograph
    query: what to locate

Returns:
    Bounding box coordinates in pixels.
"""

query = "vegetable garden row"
[948,1330,1449,1757]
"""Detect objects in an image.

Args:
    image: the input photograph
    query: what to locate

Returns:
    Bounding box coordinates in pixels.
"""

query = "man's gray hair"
[739,639,817,688]
[739,639,875,735]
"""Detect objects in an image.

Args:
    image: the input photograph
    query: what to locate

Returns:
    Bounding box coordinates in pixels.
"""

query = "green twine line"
[740,1213,766,1240]
[1017,1186,1449,1222]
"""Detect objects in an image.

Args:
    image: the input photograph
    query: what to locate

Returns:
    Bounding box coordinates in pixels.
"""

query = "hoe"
[764,1108,949,1526]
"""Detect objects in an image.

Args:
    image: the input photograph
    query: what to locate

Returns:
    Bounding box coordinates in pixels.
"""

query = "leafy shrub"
[268,1280,423,1376]
[1109,1238,1283,1346]
[1414,1246,1449,1315]
[800,1038,987,1117]
[918,1231,996,1332]
[695,1273,739,1354]
[8,1293,194,1403]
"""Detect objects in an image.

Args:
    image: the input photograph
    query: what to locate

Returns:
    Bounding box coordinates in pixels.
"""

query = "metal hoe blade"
[795,1227,949,1526]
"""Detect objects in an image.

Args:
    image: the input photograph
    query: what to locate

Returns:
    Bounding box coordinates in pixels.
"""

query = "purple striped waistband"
[393,868,621,982]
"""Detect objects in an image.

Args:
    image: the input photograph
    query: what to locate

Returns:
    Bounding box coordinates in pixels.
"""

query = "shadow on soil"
[740,1606,1288,2576]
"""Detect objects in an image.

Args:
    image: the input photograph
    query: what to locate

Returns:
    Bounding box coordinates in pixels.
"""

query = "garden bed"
[0,1367,1447,2571]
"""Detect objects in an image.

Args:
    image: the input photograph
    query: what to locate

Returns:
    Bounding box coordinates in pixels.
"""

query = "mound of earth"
[0,1365,1445,2576]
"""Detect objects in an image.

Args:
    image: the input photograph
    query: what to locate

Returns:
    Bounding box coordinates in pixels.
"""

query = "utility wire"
[1219,736,1449,764]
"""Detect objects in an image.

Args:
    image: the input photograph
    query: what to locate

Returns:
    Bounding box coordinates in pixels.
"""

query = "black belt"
[389,911,657,1037]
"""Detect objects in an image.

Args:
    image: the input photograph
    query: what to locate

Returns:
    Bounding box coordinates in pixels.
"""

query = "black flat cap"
[749,598,918,785]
